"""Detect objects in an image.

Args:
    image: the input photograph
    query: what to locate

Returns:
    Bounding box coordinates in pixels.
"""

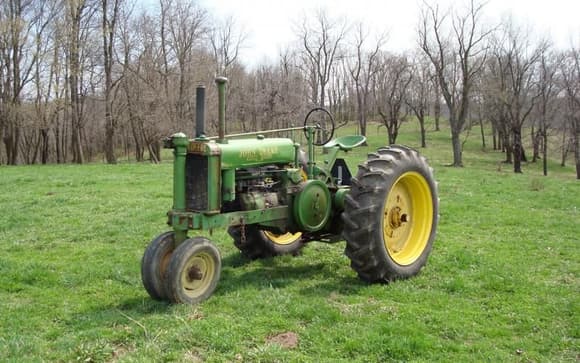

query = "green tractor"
[141,77,439,304]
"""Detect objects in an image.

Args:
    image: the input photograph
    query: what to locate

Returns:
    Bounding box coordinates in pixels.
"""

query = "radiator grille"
[185,154,209,211]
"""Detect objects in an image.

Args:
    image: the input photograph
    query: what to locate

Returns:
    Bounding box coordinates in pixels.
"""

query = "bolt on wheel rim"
[382,171,433,266]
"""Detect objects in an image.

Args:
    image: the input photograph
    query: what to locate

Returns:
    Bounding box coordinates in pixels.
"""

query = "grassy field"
[0,121,578,362]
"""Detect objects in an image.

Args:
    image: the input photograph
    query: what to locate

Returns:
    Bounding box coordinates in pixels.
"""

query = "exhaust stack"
[195,85,205,138]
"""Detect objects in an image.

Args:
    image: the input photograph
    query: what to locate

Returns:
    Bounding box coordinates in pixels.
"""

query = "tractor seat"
[323,135,367,151]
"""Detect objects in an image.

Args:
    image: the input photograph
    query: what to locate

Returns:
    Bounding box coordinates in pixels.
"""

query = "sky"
[197,0,580,68]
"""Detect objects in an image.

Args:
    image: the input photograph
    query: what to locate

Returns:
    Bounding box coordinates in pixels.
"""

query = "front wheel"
[141,232,174,301]
[342,145,439,282]
[164,237,221,304]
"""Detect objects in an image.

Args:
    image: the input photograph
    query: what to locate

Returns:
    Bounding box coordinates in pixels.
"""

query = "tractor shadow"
[70,251,370,330]
[218,251,368,297]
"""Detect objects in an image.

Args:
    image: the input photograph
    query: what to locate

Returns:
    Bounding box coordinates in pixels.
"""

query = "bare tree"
[210,15,246,77]
[66,0,98,164]
[163,0,207,130]
[298,9,347,108]
[375,53,412,145]
[561,43,580,179]
[348,22,384,137]
[31,0,61,164]
[419,0,491,166]
[534,46,562,175]
[297,9,347,143]
[407,54,434,147]
[489,21,545,173]
[102,0,123,164]
[0,0,41,165]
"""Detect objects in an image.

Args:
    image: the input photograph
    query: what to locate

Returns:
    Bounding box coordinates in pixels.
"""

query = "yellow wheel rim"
[382,171,433,266]
[180,252,215,299]
[263,231,303,245]
[260,167,306,245]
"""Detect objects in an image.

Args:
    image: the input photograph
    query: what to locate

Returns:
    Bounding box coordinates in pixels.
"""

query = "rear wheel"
[342,145,438,282]
[228,225,304,259]
[164,237,221,304]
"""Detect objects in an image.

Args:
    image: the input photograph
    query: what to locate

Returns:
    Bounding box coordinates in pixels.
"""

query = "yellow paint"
[180,252,216,299]
[382,171,433,266]
[239,146,279,162]
[263,231,303,245]
[188,142,205,154]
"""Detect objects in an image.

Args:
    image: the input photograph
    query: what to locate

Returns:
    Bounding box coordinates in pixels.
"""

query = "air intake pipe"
[215,76,228,143]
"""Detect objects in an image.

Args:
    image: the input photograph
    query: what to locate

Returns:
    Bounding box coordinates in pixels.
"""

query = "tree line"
[0,0,578,178]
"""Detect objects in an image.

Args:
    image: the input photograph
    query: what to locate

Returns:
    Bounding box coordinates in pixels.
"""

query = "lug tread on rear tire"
[342,145,439,283]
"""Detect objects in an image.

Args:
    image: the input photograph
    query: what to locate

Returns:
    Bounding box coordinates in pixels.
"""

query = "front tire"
[141,232,174,300]
[164,237,221,304]
[342,145,438,282]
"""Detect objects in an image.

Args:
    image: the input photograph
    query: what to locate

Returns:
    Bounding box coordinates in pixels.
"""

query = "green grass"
[0,120,578,362]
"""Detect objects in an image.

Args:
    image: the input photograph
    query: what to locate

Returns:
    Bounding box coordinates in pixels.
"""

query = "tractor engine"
[234,166,286,212]
[183,136,299,220]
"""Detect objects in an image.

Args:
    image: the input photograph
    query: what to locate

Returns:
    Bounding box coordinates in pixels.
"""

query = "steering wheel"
[303,107,335,146]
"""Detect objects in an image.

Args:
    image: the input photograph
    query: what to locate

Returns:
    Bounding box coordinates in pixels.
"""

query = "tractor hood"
[188,137,295,169]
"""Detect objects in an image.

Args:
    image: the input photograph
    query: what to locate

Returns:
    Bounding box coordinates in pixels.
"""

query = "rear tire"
[342,145,438,282]
[228,225,304,259]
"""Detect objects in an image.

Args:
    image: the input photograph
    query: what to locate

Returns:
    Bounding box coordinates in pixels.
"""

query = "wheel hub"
[182,254,214,295]
[388,206,406,229]
[187,266,203,281]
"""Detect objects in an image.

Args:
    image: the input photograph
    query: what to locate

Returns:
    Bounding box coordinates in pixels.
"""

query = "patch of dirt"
[266,332,299,349]
[182,350,204,362]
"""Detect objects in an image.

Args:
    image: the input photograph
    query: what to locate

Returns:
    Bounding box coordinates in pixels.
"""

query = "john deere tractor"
[141,77,439,304]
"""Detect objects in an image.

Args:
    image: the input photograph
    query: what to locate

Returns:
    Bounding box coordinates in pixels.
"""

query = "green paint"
[306,127,316,179]
[168,206,289,231]
[292,180,331,232]
[218,138,295,168]
[171,133,189,244]
[333,187,349,211]
[208,155,221,212]
[323,135,367,151]
[222,168,235,202]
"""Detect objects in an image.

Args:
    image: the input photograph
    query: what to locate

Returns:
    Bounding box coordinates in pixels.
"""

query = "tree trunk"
[561,127,567,167]
[575,118,580,179]
[479,117,486,149]
[513,127,523,173]
[419,113,426,148]
[105,118,116,163]
[532,127,541,163]
[543,128,548,176]
[40,128,49,164]
[434,86,441,131]
[451,129,463,167]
